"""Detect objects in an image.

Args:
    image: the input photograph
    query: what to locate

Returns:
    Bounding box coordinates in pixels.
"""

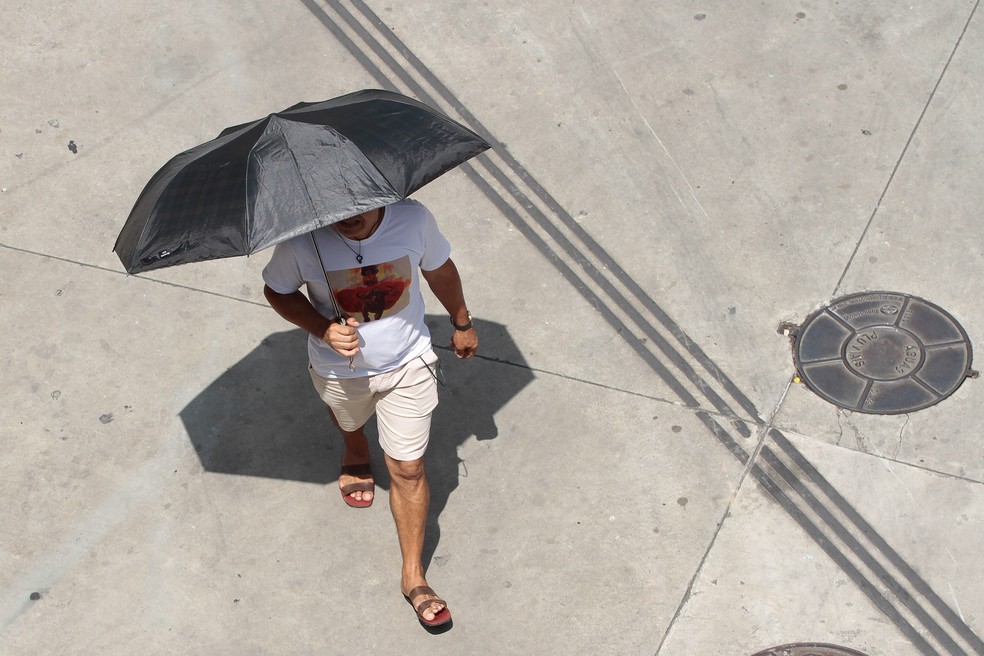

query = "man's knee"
[390,457,425,482]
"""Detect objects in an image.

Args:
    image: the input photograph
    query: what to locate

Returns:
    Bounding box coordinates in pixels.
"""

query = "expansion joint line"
[834,0,982,296]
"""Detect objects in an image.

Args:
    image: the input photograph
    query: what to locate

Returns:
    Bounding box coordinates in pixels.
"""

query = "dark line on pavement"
[0,242,271,308]
[762,445,965,655]
[346,0,762,423]
[458,161,706,409]
[770,429,984,653]
[470,154,745,420]
[749,459,940,656]
[298,0,397,91]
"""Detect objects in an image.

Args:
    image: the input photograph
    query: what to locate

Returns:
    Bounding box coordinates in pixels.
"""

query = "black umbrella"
[113,89,490,275]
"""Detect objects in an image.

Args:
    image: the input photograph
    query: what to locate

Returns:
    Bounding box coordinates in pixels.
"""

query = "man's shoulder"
[385,199,436,234]
[275,232,309,256]
[389,198,430,218]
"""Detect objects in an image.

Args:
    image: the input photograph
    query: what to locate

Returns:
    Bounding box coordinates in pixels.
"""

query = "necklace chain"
[338,236,364,263]
[333,210,382,264]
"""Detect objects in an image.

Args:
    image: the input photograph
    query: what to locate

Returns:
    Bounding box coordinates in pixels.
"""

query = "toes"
[422,599,444,621]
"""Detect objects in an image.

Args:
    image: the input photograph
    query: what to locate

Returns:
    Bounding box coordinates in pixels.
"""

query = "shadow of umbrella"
[179,316,534,542]
[180,327,334,483]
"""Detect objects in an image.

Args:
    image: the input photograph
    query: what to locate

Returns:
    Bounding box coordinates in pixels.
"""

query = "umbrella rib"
[247,117,321,252]
[282,133,321,228]
[273,120,344,322]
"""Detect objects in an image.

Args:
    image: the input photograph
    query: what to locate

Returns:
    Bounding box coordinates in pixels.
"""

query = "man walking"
[261,199,478,628]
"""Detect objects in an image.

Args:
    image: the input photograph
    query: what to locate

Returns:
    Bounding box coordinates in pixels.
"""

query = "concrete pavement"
[1,1,981,654]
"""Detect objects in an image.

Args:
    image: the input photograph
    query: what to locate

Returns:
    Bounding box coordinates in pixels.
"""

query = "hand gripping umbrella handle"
[311,232,357,372]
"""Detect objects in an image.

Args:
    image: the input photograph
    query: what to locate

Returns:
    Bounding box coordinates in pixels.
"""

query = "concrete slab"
[660,430,983,656]
[2,0,982,654]
[774,4,984,482]
[1,0,375,283]
[0,244,746,653]
[376,0,980,422]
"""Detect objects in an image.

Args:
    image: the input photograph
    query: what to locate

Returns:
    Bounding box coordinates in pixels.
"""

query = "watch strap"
[450,312,473,331]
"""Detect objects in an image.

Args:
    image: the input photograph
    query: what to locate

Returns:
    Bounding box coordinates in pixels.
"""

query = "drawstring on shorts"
[419,353,446,387]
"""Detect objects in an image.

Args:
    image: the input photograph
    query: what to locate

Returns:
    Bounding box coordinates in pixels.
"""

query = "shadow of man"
[180,315,533,569]
[421,315,533,568]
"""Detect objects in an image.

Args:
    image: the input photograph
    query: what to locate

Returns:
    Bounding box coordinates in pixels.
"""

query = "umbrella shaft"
[310,232,356,372]
[310,232,342,320]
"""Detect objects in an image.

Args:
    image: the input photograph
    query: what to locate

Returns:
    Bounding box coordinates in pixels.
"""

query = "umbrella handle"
[338,316,356,372]
[328,315,356,373]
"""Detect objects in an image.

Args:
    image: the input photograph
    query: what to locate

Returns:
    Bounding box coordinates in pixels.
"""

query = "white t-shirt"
[262,199,451,378]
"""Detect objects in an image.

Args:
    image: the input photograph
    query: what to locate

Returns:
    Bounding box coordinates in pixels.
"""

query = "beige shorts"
[308,349,440,461]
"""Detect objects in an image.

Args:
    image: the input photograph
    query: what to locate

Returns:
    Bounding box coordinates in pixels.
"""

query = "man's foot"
[339,463,374,508]
[402,584,451,627]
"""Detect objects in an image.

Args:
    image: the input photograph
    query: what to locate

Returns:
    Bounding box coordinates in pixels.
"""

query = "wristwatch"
[450,311,473,331]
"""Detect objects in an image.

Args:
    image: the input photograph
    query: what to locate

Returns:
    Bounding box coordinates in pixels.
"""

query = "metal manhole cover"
[789,292,975,414]
[751,644,869,656]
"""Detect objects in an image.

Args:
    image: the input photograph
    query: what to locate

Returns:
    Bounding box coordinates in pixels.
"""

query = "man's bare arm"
[262,285,360,357]
[421,258,478,359]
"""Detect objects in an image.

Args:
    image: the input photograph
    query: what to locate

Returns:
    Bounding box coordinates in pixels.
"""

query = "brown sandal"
[339,463,374,508]
[403,586,451,627]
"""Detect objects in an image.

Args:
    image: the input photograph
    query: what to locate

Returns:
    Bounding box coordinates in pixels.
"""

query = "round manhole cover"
[792,292,975,414]
[751,644,869,656]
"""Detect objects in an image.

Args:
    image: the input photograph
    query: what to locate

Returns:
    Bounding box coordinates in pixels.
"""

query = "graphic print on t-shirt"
[329,255,412,322]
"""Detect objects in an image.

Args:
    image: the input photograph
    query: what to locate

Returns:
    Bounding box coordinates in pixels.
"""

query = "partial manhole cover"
[751,644,869,656]
[784,291,976,414]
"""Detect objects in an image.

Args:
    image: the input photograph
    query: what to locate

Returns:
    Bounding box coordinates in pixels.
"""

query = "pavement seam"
[2,238,699,414]
[655,419,773,656]
[432,344,687,408]
[833,0,983,296]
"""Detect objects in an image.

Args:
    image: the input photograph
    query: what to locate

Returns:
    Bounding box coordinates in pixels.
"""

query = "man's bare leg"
[328,409,373,504]
[385,454,446,622]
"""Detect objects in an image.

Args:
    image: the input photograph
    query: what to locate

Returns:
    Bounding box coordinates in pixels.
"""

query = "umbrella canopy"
[114,89,490,274]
